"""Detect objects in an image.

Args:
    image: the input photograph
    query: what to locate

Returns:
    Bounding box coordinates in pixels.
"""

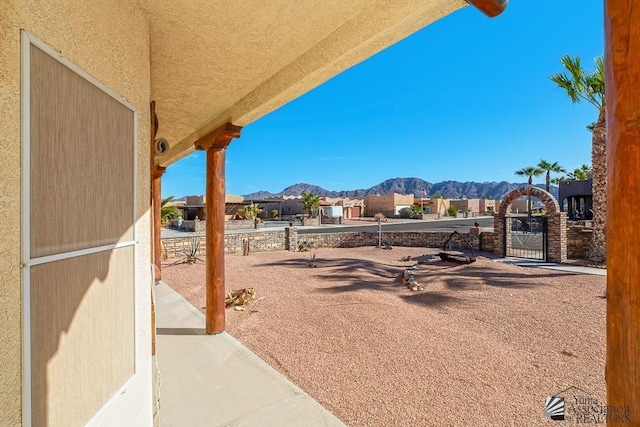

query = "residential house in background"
[419,197,450,217]
[449,199,480,215]
[510,199,529,213]
[479,198,496,214]
[364,193,414,217]
[558,178,593,220]
[324,197,366,218]
[178,194,246,221]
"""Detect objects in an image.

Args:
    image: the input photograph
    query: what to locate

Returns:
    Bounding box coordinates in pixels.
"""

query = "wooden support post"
[605,1,640,423]
[152,166,166,281]
[195,123,242,334]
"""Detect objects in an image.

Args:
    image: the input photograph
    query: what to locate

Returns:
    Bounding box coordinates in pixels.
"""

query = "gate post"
[546,211,567,263]
[492,213,504,256]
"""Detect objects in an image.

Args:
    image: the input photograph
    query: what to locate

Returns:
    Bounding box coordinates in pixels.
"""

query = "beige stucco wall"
[479,199,496,213]
[422,198,450,215]
[450,199,481,213]
[364,193,415,217]
[0,1,151,424]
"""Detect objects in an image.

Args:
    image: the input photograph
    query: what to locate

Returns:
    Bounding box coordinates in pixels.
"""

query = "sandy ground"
[162,247,606,427]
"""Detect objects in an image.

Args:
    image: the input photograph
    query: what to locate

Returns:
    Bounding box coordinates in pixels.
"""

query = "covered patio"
[2,0,639,425]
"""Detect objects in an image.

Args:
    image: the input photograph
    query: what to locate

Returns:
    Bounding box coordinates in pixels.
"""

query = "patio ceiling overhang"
[147,0,474,167]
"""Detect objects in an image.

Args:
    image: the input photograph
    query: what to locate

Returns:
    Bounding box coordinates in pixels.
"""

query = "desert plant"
[161,196,181,226]
[181,236,202,264]
[447,206,458,217]
[398,207,413,219]
[301,192,321,217]
[298,241,314,252]
[307,251,317,268]
[410,204,424,217]
[241,204,261,220]
[270,209,279,219]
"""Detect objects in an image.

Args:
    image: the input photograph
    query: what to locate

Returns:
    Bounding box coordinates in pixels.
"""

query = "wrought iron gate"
[504,215,547,260]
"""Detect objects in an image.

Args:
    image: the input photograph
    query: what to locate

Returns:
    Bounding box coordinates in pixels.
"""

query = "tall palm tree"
[515,166,543,214]
[538,160,565,192]
[551,55,606,262]
[301,192,321,217]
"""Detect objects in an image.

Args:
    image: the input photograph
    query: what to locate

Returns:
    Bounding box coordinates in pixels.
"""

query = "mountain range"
[242,177,558,200]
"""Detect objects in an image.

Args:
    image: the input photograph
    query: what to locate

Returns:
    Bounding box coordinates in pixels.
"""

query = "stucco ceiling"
[148,0,468,166]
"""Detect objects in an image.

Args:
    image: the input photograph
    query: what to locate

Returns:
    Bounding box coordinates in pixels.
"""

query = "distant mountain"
[243,177,558,200]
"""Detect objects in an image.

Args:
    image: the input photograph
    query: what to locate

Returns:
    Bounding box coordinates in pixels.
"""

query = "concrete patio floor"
[155,281,345,427]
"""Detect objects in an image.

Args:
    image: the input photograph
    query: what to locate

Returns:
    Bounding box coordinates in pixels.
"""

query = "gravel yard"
[162,247,606,427]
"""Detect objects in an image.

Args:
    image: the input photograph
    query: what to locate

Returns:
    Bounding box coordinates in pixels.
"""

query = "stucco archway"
[493,187,567,263]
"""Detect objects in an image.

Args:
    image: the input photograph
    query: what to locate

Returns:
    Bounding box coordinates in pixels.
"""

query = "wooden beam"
[194,122,242,151]
[605,0,640,423]
[150,101,158,356]
[195,122,242,334]
[465,0,508,18]
[152,166,166,281]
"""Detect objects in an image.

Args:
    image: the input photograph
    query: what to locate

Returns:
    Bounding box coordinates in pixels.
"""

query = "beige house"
[323,197,366,218]
[510,199,530,214]
[419,197,451,216]
[178,194,246,220]
[4,1,639,426]
[479,198,496,214]
[449,199,481,214]
[364,193,415,217]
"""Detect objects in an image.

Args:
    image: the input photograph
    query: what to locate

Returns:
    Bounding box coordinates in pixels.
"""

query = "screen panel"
[30,246,135,427]
[29,46,135,259]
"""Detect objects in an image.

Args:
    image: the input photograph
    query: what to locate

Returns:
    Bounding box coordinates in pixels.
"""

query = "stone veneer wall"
[180,219,206,232]
[163,229,485,256]
[567,222,593,259]
[170,219,256,231]
[479,232,495,252]
[163,230,288,256]
[225,220,256,230]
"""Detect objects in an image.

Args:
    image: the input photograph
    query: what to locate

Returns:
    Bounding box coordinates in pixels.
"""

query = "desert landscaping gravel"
[162,247,606,427]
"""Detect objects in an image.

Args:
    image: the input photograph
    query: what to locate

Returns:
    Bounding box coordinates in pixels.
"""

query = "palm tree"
[301,192,321,217]
[551,54,606,262]
[566,164,592,181]
[161,196,181,226]
[538,160,565,193]
[515,166,543,214]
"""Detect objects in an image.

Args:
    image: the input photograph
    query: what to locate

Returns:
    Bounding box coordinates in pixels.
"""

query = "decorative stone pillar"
[152,166,166,281]
[492,213,504,256]
[285,227,298,251]
[195,123,242,334]
[545,212,566,263]
[604,2,640,420]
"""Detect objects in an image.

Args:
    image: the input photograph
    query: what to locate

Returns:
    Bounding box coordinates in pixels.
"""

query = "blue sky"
[162,1,604,198]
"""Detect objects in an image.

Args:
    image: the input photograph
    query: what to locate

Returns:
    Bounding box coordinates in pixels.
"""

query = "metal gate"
[504,215,547,260]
